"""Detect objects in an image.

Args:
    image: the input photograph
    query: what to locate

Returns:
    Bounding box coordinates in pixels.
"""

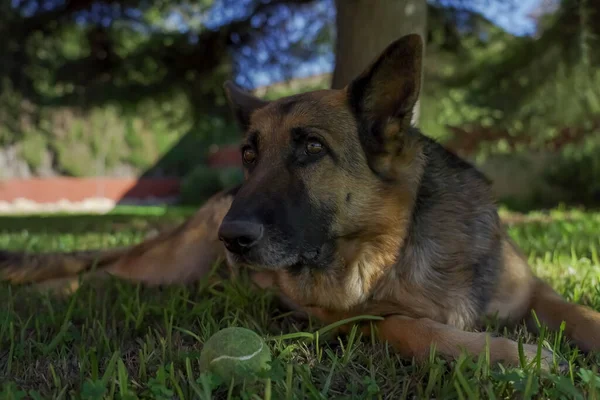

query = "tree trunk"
[332,0,427,125]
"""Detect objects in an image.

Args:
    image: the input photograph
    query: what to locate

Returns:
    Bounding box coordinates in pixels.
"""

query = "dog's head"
[218,34,425,272]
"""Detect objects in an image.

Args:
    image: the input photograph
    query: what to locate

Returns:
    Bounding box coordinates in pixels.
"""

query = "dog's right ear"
[223,81,270,131]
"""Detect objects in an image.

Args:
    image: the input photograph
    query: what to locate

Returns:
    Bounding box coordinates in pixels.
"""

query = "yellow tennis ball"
[200,327,272,383]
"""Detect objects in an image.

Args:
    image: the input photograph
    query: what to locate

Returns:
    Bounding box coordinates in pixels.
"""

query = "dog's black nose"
[218,221,264,254]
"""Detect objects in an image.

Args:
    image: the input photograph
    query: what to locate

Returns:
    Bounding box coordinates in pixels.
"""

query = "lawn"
[1,206,599,399]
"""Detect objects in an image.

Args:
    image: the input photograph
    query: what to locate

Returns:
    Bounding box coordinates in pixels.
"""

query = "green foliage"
[426,0,600,156]
[218,167,245,189]
[180,166,223,205]
[18,131,47,171]
[0,79,27,146]
[1,0,598,208]
[0,81,241,177]
[123,117,156,168]
[0,208,600,398]
[180,165,243,205]
[544,138,600,206]
[259,76,330,100]
[0,0,248,177]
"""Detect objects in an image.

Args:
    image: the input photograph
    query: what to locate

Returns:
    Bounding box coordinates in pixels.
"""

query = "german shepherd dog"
[2,34,599,371]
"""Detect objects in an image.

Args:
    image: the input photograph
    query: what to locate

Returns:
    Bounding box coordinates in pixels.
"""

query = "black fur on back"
[395,129,502,327]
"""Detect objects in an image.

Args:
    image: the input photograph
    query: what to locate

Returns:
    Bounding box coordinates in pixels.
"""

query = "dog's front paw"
[519,343,566,373]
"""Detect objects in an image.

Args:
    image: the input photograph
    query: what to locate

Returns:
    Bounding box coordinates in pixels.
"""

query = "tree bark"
[332,0,427,124]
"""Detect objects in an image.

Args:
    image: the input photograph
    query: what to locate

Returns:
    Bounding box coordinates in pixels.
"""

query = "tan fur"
[484,237,536,324]
[377,316,556,370]
[107,192,233,285]
[1,189,234,290]
[302,310,556,369]
[528,278,600,353]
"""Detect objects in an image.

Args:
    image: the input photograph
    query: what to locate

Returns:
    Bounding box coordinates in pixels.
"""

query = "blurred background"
[1,0,599,211]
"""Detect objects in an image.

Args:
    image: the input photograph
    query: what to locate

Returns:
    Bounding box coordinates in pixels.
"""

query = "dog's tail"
[0,189,236,290]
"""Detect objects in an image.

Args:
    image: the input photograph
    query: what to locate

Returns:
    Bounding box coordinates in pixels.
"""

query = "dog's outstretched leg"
[304,307,560,371]
[375,315,558,371]
[0,188,237,292]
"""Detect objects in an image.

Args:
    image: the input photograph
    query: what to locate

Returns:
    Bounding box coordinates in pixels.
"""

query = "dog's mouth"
[224,242,332,272]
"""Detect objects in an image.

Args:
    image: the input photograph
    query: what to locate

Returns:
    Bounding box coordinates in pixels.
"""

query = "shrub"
[19,131,47,171]
[218,167,244,190]
[179,166,243,205]
[543,139,600,207]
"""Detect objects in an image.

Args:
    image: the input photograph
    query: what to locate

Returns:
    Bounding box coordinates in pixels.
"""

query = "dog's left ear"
[223,81,270,132]
[347,33,422,126]
[346,34,423,177]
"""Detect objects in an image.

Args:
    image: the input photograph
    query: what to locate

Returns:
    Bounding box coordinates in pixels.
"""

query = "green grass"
[1,206,600,399]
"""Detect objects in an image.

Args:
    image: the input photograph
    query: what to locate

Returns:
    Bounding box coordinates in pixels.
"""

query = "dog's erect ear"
[347,34,423,125]
[223,81,270,131]
[346,34,423,179]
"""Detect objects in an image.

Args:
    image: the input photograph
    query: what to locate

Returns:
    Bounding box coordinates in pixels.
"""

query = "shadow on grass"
[0,206,197,234]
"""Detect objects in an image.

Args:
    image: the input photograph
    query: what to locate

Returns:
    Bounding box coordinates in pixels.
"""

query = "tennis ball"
[200,327,272,383]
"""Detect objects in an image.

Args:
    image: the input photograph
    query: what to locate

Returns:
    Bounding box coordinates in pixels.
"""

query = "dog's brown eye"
[242,148,257,164]
[306,140,323,155]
